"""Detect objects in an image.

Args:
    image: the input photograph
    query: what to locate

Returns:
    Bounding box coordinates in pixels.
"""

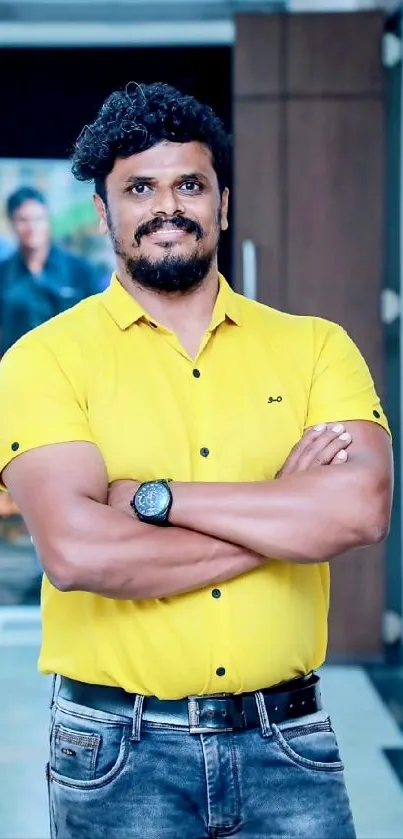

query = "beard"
[121,251,215,293]
[108,212,219,294]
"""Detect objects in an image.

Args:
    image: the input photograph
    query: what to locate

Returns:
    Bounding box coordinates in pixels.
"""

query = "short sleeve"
[305,319,390,436]
[0,335,95,488]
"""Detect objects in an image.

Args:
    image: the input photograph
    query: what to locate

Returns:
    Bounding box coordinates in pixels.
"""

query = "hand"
[107,480,140,515]
[276,423,352,479]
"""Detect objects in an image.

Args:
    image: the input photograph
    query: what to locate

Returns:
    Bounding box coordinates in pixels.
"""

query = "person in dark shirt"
[0,186,97,355]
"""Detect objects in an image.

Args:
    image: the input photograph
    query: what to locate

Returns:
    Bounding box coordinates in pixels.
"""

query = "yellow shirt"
[0,274,389,698]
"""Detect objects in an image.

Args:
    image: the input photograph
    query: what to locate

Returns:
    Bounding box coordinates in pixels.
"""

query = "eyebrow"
[123,171,209,187]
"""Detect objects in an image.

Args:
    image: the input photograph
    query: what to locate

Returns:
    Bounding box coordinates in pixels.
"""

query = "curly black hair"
[71,82,231,201]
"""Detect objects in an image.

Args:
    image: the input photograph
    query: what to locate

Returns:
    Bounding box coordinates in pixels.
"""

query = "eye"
[131,184,151,196]
[179,181,202,193]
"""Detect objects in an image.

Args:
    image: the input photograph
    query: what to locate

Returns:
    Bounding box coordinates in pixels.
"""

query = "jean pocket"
[271,713,345,772]
[49,699,131,789]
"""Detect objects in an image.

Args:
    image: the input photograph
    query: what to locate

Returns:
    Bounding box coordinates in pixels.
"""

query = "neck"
[22,243,50,275]
[116,258,220,335]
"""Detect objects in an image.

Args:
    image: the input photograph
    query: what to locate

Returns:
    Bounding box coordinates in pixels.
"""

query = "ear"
[220,188,229,232]
[93,194,108,236]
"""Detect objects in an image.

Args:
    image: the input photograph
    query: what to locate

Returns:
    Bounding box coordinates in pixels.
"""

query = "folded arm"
[2,443,264,599]
[169,421,393,562]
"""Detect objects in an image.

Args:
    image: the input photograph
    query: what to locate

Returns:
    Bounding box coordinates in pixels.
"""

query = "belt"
[58,673,322,734]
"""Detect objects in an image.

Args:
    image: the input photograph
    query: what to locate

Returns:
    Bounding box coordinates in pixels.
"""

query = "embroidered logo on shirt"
[267,396,283,404]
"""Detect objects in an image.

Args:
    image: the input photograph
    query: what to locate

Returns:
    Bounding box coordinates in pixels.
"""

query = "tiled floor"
[0,610,403,839]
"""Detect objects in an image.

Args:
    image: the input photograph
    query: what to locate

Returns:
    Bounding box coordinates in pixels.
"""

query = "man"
[0,83,393,839]
[0,186,96,355]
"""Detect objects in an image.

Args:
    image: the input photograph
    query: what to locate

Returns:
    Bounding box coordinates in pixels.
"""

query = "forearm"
[170,465,390,562]
[43,497,264,599]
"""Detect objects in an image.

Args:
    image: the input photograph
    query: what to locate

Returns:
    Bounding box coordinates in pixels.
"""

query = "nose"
[151,187,184,218]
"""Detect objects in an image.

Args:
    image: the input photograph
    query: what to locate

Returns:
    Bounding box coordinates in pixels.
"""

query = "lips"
[135,216,202,245]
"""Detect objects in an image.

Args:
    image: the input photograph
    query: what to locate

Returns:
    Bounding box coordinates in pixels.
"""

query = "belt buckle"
[187,695,245,734]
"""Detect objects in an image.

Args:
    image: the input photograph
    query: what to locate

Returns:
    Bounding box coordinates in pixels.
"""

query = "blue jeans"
[47,689,356,839]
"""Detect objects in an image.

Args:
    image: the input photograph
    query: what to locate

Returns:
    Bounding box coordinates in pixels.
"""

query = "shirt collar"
[101,272,242,331]
[210,274,242,329]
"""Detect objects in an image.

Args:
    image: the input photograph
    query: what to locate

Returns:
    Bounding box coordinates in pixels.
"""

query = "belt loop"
[49,675,59,710]
[131,694,145,741]
[255,691,271,738]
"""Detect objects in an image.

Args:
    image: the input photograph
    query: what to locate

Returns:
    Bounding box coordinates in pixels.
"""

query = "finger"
[332,449,348,464]
[314,435,352,466]
[278,424,329,476]
[315,435,352,466]
[297,428,352,469]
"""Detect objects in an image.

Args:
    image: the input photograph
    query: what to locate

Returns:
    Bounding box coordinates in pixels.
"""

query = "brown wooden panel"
[286,98,385,655]
[286,12,384,96]
[234,13,283,98]
[328,547,383,658]
[286,99,384,382]
[233,100,284,308]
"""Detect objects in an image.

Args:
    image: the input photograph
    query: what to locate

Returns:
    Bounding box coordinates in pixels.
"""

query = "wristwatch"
[130,479,173,526]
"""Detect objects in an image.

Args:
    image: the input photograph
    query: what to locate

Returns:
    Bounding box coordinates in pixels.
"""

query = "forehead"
[13,200,48,218]
[108,141,216,185]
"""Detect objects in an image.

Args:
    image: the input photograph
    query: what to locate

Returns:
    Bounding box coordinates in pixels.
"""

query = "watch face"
[135,481,170,518]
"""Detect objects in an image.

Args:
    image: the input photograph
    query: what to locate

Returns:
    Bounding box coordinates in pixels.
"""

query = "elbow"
[50,568,77,593]
[362,516,390,546]
[40,540,81,593]
[358,490,392,547]
[308,491,392,562]
[46,563,78,593]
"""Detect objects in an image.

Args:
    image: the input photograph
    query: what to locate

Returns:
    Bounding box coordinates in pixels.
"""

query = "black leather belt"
[58,673,322,734]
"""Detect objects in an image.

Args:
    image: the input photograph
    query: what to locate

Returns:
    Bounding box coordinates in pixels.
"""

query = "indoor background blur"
[0,0,403,837]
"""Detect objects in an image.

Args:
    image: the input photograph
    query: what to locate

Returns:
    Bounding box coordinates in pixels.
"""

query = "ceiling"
[0,0,397,46]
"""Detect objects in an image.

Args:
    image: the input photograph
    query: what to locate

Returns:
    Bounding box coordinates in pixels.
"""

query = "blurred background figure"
[0,234,13,262]
[0,186,97,355]
[0,186,98,554]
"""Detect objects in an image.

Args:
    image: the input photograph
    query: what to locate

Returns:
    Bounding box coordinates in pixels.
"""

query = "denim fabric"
[47,691,356,839]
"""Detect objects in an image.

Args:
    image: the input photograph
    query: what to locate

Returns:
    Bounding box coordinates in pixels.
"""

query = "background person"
[0,186,97,355]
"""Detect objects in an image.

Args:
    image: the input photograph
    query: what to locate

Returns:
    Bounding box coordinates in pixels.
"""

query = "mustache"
[134,215,203,245]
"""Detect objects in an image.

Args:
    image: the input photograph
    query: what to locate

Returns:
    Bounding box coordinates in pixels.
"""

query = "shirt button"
[11,442,20,451]
[193,369,201,378]
[212,589,221,599]
[373,409,381,418]
[216,667,226,677]
[200,447,210,458]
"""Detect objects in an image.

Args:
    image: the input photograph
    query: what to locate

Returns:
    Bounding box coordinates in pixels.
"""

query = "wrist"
[169,482,201,528]
[107,480,140,515]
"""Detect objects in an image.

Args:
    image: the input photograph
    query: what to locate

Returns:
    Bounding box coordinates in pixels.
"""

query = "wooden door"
[234,11,386,658]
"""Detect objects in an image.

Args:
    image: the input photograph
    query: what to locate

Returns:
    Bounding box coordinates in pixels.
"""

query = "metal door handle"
[242,239,257,300]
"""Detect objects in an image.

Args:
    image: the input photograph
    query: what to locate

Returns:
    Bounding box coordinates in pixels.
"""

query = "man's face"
[11,200,50,251]
[94,141,229,293]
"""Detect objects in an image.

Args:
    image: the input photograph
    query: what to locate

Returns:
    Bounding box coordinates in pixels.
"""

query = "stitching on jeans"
[271,724,344,772]
[142,721,189,732]
[131,694,144,742]
[55,700,131,727]
[254,691,271,737]
[281,721,331,742]
[55,725,100,748]
[229,735,242,830]
[49,725,131,790]
[54,725,101,777]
